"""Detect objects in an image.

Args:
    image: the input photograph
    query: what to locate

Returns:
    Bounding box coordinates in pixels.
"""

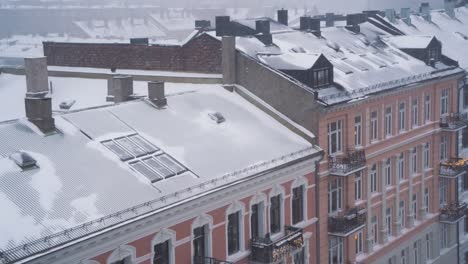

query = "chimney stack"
[299,16,310,31]
[277,9,288,26]
[345,14,364,33]
[148,81,167,108]
[216,16,232,36]
[222,36,236,85]
[444,0,456,18]
[401,8,412,25]
[385,9,396,23]
[255,20,273,45]
[24,57,55,133]
[325,13,335,27]
[107,75,134,103]
[420,3,432,22]
[310,18,321,37]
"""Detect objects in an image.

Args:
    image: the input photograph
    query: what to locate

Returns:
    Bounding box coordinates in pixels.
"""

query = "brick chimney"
[310,18,321,37]
[148,81,167,108]
[107,75,134,103]
[216,16,232,36]
[345,14,364,33]
[299,16,310,31]
[277,9,288,26]
[24,57,55,133]
[222,36,236,85]
[195,20,211,29]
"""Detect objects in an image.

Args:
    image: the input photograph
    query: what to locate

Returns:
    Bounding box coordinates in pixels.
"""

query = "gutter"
[315,152,325,264]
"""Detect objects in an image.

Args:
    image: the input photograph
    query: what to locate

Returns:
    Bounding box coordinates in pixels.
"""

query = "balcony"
[328,149,366,177]
[329,207,367,237]
[439,202,468,223]
[439,158,468,178]
[193,256,233,264]
[440,113,468,132]
[250,226,303,263]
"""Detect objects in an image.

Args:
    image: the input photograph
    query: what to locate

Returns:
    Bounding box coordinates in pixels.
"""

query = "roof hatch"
[9,151,38,170]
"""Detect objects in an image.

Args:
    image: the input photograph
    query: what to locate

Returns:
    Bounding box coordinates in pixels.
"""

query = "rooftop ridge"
[0,146,317,264]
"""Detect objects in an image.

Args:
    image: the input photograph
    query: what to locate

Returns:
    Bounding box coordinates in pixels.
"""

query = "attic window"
[428,47,440,64]
[313,68,331,87]
[209,112,226,124]
[10,152,38,170]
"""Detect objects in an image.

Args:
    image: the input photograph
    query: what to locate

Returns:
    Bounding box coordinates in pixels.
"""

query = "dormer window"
[313,68,331,87]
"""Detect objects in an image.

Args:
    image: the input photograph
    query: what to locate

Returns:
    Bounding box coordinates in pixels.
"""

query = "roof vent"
[10,152,38,170]
[209,112,226,124]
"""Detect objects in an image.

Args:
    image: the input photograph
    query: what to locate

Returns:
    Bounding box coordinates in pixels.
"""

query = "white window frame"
[355,172,362,201]
[386,208,392,236]
[191,214,213,260]
[399,102,406,132]
[291,177,308,226]
[269,185,285,236]
[385,106,392,137]
[151,229,176,264]
[412,98,418,127]
[423,143,430,169]
[399,201,405,229]
[328,178,343,214]
[371,111,378,142]
[355,231,364,255]
[441,88,449,116]
[355,115,362,147]
[411,148,417,174]
[424,187,430,214]
[426,233,432,260]
[425,94,431,122]
[384,159,391,186]
[328,237,344,264]
[413,241,419,264]
[398,153,405,181]
[412,194,417,221]
[440,224,448,249]
[372,215,378,245]
[250,193,267,240]
[401,248,407,264]
[370,164,378,193]
[226,201,245,258]
[439,178,448,206]
[328,120,343,155]
[440,135,448,161]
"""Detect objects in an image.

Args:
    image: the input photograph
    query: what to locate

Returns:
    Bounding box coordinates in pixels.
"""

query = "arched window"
[151,229,176,264]
[291,176,308,225]
[192,214,213,261]
[226,201,245,256]
[107,245,136,264]
[269,184,285,235]
[249,192,268,239]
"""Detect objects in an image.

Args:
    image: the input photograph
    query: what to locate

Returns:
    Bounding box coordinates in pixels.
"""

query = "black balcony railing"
[440,202,468,223]
[193,256,234,264]
[250,226,303,263]
[328,149,366,176]
[439,158,468,178]
[329,207,367,235]
[440,113,468,131]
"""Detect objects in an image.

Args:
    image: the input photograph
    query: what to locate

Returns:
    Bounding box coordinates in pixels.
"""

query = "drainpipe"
[315,151,324,264]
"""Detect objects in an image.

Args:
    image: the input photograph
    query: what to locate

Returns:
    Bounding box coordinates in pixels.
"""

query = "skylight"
[101,134,189,183]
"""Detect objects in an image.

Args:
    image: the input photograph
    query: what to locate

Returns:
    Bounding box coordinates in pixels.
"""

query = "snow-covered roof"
[388,6,468,70]
[227,18,463,105]
[258,53,322,71]
[385,35,436,49]
[74,18,166,39]
[0,84,317,262]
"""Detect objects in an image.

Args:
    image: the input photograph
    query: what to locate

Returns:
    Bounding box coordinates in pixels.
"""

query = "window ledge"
[226,250,250,263]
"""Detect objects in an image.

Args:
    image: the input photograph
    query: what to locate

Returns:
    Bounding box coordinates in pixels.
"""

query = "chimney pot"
[277,9,288,26]
[148,81,167,107]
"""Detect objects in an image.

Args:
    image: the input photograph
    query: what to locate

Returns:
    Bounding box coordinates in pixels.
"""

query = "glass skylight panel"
[102,140,133,161]
[156,154,186,174]
[144,157,175,179]
[115,137,147,157]
[334,62,354,75]
[130,161,162,183]
[129,135,159,154]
